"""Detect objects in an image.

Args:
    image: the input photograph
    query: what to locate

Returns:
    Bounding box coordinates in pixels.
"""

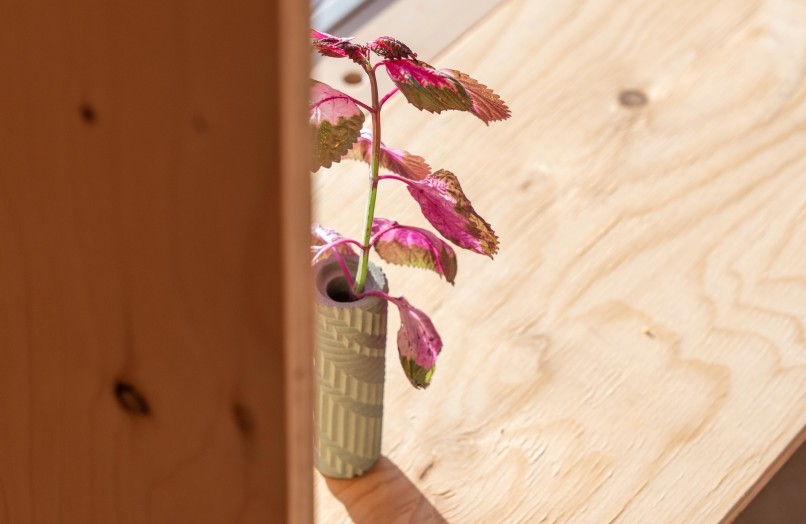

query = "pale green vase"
[313,257,388,478]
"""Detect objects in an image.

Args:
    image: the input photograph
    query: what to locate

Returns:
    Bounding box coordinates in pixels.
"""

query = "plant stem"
[377,174,417,187]
[311,238,366,265]
[356,289,397,303]
[379,87,399,108]
[333,253,356,289]
[352,67,383,295]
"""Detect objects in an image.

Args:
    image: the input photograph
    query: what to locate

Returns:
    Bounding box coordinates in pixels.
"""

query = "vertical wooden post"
[281,2,315,523]
[0,0,311,522]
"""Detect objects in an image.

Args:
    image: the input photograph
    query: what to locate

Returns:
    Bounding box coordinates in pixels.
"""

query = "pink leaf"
[371,218,457,284]
[368,36,417,60]
[407,170,499,257]
[310,80,365,171]
[388,295,442,389]
[344,130,431,181]
[311,223,356,260]
[442,69,511,124]
[310,29,368,64]
[383,59,473,114]
[310,29,331,39]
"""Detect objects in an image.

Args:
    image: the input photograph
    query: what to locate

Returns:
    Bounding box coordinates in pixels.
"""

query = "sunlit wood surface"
[312,0,806,521]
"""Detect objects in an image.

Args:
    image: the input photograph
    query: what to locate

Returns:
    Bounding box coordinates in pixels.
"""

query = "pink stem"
[332,252,355,289]
[379,88,399,107]
[311,238,366,265]
[372,60,390,72]
[377,174,417,187]
[357,289,398,304]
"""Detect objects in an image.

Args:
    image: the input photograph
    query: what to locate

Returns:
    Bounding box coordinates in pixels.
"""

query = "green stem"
[352,67,382,295]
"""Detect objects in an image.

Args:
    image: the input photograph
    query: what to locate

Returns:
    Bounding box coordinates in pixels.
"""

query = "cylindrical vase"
[313,257,388,478]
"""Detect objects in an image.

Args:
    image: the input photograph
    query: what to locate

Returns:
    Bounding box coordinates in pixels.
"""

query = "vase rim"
[313,256,388,308]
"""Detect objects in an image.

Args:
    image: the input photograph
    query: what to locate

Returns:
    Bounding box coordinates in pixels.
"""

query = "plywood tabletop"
[312,0,806,522]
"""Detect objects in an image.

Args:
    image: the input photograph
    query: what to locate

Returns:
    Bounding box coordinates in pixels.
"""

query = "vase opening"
[326,275,356,303]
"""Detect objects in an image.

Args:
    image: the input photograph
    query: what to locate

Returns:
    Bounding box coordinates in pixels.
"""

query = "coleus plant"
[310,30,510,389]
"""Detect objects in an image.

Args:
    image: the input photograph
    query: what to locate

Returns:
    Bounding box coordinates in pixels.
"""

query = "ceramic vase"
[313,256,388,478]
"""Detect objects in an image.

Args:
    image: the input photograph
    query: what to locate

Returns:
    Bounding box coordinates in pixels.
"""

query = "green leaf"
[310,29,369,65]
[368,36,417,60]
[344,130,431,181]
[310,80,365,171]
[388,295,442,389]
[371,218,457,284]
[406,170,499,257]
[383,60,473,114]
[400,357,436,390]
[441,69,511,124]
[311,223,355,261]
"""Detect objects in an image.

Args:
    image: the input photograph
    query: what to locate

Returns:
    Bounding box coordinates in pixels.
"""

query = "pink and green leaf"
[311,223,356,261]
[406,170,499,257]
[344,130,431,181]
[383,59,473,114]
[310,29,368,64]
[310,80,365,171]
[371,218,457,284]
[310,29,333,40]
[388,295,442,389]
[442,69,511,124]
[368,36,417,60]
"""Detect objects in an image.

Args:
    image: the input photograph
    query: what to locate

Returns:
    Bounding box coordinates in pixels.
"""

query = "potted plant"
[310,30,510,478]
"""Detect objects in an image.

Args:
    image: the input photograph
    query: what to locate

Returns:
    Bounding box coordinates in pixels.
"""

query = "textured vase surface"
[313,258,388,478]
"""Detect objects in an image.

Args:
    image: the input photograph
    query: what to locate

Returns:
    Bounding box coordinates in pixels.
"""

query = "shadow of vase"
[323,455,448,523]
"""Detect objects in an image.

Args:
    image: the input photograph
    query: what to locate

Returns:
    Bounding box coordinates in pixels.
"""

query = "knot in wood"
[114,381,150,416]
[618,89,648,108]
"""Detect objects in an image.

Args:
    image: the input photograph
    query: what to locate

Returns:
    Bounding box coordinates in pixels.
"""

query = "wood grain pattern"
[0,0,311,522]
[280,0,315,521]
[312,0,806,521]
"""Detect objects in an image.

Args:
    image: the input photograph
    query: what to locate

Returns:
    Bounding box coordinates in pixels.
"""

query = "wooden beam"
[0,0,311,522]
[281,1,315,522]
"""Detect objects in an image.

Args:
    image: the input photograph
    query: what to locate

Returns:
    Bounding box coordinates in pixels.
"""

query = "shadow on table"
[324,455,448,523]
[735,438,806,523]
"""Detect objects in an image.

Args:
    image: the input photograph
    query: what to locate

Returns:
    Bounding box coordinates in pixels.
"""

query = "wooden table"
[312,0,806,521]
